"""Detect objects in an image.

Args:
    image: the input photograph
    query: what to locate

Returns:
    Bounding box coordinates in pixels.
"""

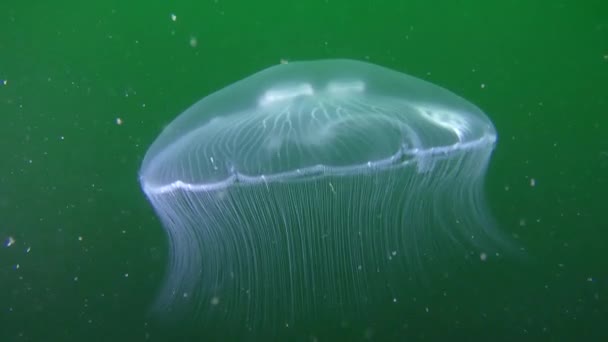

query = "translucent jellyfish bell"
[139,59,509,332]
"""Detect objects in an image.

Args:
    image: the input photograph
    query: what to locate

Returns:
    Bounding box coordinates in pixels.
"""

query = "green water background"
[1,0,607,341]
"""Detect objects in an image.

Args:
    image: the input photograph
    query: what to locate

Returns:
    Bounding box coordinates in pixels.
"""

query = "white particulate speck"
[6,236,15,247]
[480,252,487,261]
[170,13,177,21]
[530,178,536,187]
[189,36,198,48]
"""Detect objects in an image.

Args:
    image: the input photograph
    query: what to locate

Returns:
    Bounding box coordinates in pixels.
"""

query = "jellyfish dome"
[139,59,509,332]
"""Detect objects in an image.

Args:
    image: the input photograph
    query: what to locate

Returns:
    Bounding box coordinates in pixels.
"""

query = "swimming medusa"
[139,59,510,330]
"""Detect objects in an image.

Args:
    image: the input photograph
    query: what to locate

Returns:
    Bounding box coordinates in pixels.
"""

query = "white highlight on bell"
[418,105,471,142]
[325,80,365,94]
[258,83,314,107]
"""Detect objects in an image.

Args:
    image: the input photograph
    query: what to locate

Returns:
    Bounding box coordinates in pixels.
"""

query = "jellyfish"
[139,59,511,332]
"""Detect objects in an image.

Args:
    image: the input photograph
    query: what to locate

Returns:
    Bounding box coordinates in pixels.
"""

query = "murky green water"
[1,1,606,341]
